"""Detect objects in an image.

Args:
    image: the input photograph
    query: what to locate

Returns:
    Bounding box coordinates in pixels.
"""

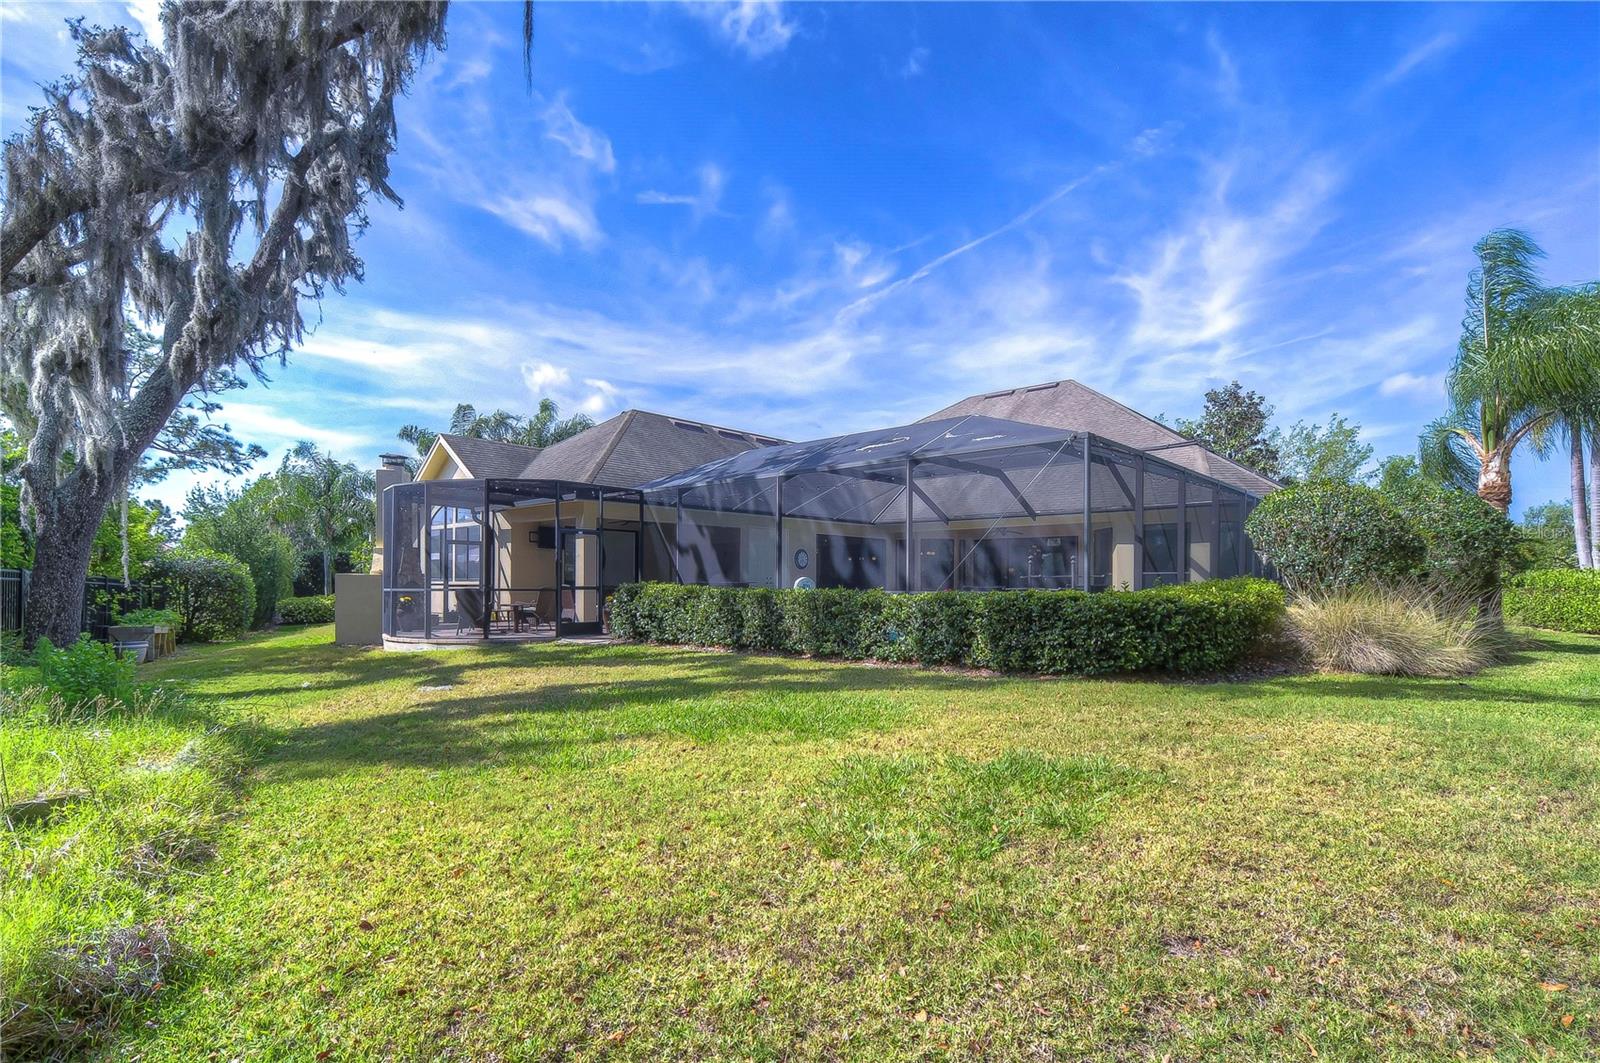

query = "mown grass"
[0,668,257,1056]
[18,624,1599,1059]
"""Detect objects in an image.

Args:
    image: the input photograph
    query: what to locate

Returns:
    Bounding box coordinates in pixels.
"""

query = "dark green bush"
[1246,482,1424,592]
[147,550,254,643]
[1383,481,1522,598]
[609,579,1285,676]
[34,634,136,707]
[1505,569,1600,633]
[276,595,335,625]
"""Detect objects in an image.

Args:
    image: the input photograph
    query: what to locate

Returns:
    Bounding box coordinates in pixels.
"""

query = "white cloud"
[297,335,425,370]
[1379,369,1448,400]
[1371,32,1459,93]
[1206,28,1240,105]
[637,163,726,220]
[125,0,164,45]
[1115,157,1341,350]
[899,46,929,79]
[216,403,373,458]
[541,93,616,173]
[690,1,797,59]
[484,192,602,249]
[522,361,572,393]
[579,378,619,416]
[759,184,795,240]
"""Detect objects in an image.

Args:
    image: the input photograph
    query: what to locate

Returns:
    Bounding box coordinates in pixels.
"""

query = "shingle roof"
[519,410,785,488]
[427,413,781,487]
[435,434,543,480]
[919,379,1279,496]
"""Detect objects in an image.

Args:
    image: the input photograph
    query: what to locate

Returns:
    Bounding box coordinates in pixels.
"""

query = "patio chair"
[453,588,508,634]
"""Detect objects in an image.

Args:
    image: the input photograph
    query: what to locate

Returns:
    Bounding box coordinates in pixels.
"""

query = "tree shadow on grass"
[250,647,1001,783]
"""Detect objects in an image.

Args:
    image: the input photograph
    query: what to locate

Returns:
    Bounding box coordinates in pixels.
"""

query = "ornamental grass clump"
[1286,585,1500,677]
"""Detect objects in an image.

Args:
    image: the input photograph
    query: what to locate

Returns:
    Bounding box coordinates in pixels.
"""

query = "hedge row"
[1505,570,1600,633]
[277,594,336,625]
[609,578,1285,676]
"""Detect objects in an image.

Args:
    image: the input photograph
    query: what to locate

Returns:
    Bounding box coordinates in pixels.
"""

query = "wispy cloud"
[216,403,374,459]
[484,192,602,249]
[1379,368,1448,400]
[542,93,616,173]
[1206,28,1241,105]
[689,1,798,59]
[899,46,929,79]
[1370,31,1460,94]
[1115,157,1342,351]
[403,80,615,251]
[637,162,727,220]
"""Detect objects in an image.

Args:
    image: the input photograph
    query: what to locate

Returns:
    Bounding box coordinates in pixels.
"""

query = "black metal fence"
[0,569,167,644]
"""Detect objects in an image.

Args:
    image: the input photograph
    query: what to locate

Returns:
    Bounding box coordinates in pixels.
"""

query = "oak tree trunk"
[22,474,119,647]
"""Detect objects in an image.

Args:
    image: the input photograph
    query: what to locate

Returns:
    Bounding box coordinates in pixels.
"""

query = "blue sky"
[3,1,1597,518]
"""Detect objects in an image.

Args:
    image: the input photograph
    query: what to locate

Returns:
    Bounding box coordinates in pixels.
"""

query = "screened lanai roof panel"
[639,415,1077,490]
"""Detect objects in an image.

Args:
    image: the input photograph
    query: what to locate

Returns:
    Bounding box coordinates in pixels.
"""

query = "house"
[365,380,1276,646]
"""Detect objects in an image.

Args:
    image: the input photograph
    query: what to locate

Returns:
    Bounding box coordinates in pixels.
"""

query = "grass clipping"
[1286,585,1499,677]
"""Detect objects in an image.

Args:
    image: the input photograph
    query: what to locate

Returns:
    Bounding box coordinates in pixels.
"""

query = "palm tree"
[514,397,595,448]
[275,442,376,595]
[396,399,595,458]
[1421,230,1600,514]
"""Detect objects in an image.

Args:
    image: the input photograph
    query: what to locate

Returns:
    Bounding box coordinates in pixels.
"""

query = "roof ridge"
[586,409,635,482]
[438,432,542,454]
[625,407,789,444]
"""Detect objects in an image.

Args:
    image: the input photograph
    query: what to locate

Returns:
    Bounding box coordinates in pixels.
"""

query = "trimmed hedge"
[1246,483,1424,593]
[277,594,336,625]
[609,578,1284,675]
[1505,570,1600,633]
[147,549,254,643]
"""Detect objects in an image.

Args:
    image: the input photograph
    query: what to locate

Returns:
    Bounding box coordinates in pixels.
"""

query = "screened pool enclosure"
[381,416,1268,641]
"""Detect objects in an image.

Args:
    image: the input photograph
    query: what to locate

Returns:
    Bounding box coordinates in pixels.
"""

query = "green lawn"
[22,625,1600,1059]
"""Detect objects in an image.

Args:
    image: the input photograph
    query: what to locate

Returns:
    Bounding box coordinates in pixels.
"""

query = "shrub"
[183,487,299,628]
[1383,481,1522,599]
[608,579,1285,676]
[33,634,136,707]
[1505,569,1600,633]
[147,550,254,643]
[1246,482,1425,593]
[1285,586,1499,677]
[277,595,335,625]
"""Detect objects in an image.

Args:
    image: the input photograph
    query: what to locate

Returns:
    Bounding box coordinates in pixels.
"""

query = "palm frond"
[1418,413,1479,492]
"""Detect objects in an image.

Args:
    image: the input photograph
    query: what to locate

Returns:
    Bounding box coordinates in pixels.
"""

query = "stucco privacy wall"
[335,572,382,645]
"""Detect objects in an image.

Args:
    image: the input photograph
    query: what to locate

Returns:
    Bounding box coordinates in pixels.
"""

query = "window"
[818,534,886,590]
[1143,522,1180,584]
[916,538,954,591]
[683,525,740,584]
[430,506,481,583]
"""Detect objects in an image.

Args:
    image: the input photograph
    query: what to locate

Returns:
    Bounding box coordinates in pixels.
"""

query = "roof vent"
[716,429,748,441]
[982,388,1016,399]
[672,421,707,433]
[1024,382,1059,392]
